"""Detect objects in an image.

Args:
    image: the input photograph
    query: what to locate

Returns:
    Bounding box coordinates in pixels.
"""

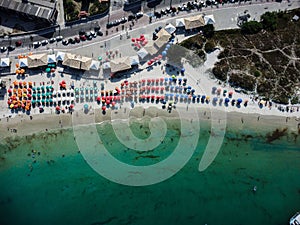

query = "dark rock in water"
[266,128,288,143]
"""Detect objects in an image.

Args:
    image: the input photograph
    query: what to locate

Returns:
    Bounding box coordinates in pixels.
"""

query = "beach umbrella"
[45,68,51,72]
[98,56,102,61]
[237,98,243,104]
[181,68,185,73]
[162,51,167,56]
[213,97,218,102]
[84,104,89,110]
[56,106,60,111]
[102,106,106,111]
[225,98,230,103]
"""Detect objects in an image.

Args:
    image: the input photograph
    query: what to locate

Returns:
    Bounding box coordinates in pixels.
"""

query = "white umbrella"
[137,48,149,59]
[89,60,100,70]
[56,52,65,61]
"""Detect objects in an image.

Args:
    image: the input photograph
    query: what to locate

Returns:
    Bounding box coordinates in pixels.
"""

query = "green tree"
[241,21,262,34]
[202,24,215,38]
[260,12,278,31]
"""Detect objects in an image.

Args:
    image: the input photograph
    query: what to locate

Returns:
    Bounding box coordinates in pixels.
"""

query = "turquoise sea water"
[0,118,300,225]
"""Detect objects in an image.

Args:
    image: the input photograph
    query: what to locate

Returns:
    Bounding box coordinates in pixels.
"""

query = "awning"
[110,57,131,73]
[28,54,48,68]
[62,53,92,70]
[102,62,111,70]
[154,28,171,48]
[184,15,205,29]
[0,58,10,67]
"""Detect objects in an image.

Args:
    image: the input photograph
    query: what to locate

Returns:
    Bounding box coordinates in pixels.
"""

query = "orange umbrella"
[20,69,25,74]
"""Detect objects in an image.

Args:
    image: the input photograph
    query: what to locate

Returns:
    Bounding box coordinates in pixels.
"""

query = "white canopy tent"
[47,54,57,64]
[130,56,139,66]
[19,58,28,68]
[102,62,111,70]
[137,48,149,59]
[89,60,100,70]
[165,23,176,34]
[0,58,10,67]
[175,18,185,27]
[56,51,65,61]
[204,15,216,25]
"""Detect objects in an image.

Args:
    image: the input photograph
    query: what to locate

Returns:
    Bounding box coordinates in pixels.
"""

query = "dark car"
[94,25,101,31]
[15,41,22,47]
[68,38,75,44]
[106,22,113,29]
[154,12,161,18]
[79,30,86,35]
[8,46,15,51]
[128,15,135,21]
[97,30,103,36]
[0,46,7,52]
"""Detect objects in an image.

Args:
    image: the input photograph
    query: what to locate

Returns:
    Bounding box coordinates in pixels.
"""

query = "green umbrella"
[45,68,51,72]
[98,56,102,61]
[37,87,40,90]
[84,104,89,109]
[41,99,45,103]
[41,86,45,90]
[31,100,36,104]
[32,87,36,90]
[75,88,79,92]
[94,87,98,91]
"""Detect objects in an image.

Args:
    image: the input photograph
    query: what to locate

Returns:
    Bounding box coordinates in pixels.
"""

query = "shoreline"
[1,105,299,141]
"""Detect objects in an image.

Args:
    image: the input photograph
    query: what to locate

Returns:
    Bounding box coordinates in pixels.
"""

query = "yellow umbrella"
[206,96,210,100]
[10,104,14,109]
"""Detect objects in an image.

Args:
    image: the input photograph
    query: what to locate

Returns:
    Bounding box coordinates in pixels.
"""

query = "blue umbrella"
[213,97,218,102]
[169,77,173,81]
[191,89,195,93]
[162,51,167,56]
[181,68,185,73]
[201,95,206,99]
[166,44,171,48]
[225,98,230,103]
[164,77,169,82]
[187,86,192,89]
[237,98,243,103]
[175,94,180,98]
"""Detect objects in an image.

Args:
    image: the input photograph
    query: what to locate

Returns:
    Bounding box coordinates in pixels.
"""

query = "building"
[62,53,92,71]
[184,15,205,30]
[0,0,58,24]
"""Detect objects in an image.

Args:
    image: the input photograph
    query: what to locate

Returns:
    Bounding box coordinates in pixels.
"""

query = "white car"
[56,36,63,41]
[90,30,97,37]
[49,38,56,43]
[41,40,49,45]
[62,39,69,45]
[33,41,41,47]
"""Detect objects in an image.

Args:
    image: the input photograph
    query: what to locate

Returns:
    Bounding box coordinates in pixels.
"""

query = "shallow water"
[0,118,299,225]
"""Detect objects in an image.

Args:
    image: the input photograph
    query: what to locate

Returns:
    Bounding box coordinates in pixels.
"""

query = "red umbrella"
[156,96,160,99]
[8,89,12,93]
[158,55,163,59]
[146,95,151,99]
[19,81,22,86]
[155,87,160,91]
[141,79,146,83]
[147,61,152,66]
[151,87,156,91]
[150,59,155,63]
[151,79,155,83]
[112,101,116,106]
[106,100,110,105]
[154,57,159,61]
[136,38,140,42]
[160,96,165,99]
[14,104,18,109]
[131,38,135,42]
[155,79,159,83]
[151,95,155,99]
[96,96,101,101]
[102,106,106,111]
[70,104,74,109]
[51,68,55,72]
[61,80,66,84]
[56,106,60,111]
[140,34,144,38]
[160,87,165,90]
[27,88,32,93]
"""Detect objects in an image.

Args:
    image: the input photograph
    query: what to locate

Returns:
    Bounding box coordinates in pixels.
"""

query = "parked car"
[68,38,75,44]
[128,14,135,21]
[79,30,86,35]
[80,35,86,41]
[41,40,49,45]
[97,30,103,36]
[74,37,80,43]
[62,39,68,45]
[7,46,15,51]
[56,36,63,41]
[136,12,143,18]
[15,41,22,47]
[106,22,114,29]
[33,41,41,47]
[0,46,7,52]
[49,38,56,43]
[94,25,101,31]
[90,30,97,38]
[120,17,127,23]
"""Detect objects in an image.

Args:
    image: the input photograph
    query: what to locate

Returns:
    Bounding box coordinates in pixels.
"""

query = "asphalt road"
[0,0,299,56]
